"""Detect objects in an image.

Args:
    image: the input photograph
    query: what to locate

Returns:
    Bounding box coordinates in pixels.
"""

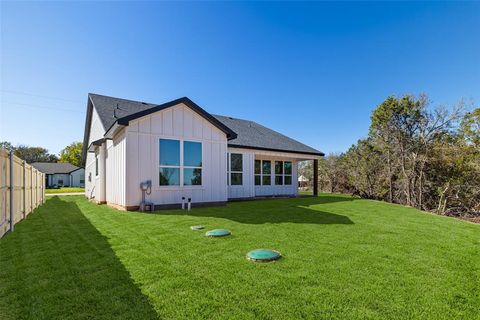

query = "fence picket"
[0,150,45,238]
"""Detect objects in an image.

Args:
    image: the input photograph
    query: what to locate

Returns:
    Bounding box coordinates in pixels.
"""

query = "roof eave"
[227,144,325,157]
[114,97,237,140]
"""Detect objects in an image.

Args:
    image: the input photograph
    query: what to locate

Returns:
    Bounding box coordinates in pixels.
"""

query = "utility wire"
[1,101,84,113]
[1,89,84,104]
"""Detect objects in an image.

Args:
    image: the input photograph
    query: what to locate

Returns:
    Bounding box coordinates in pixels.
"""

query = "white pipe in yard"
[187,198,191,211]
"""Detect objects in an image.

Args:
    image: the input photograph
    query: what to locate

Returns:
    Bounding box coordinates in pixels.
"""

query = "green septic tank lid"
[205,229,231,237]
[190,225,204,230]
[247,249,282,262]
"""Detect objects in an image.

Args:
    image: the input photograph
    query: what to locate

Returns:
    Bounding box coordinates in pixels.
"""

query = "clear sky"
[1,1,479,155]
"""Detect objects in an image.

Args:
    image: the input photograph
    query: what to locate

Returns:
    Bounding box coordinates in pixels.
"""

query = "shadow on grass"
[0,197,158,320]
[155,195,354,225]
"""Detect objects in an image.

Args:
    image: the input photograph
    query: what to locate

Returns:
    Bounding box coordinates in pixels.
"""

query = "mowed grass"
[45,187,84,194]
[0,195,479,319]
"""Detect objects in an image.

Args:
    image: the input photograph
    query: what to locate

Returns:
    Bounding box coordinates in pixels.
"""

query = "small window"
[229,153,243,185]
[184,141,202,167]
[275,175,283,185]
[80,179,85,184]
[262,175,271,185]
[58,179,64,185]
[231,173,243,185]
[262,160,271,185]
[184,168,202,186]
[160,139,180,166]
[284,161,292,185]
[254,160,261,185]
[95,155,98,176]
[159,168,180,186]
[230,153,243,172]
[275,161,283,175]
[275,161,283,185]
[285,176,292,185]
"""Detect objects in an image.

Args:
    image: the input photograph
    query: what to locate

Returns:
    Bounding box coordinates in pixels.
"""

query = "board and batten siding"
[227,147,299,198]
[70,169,85,187]
[85,106,106,200]
[106,130,126,206]
[124,103,228,207]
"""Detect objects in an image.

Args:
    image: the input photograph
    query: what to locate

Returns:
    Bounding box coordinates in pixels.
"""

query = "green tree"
[14,145,58,163]
[59,142,83,167]
[0,141,14,152]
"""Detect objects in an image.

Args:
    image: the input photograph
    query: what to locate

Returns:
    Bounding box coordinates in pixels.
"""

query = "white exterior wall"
[227,152,255,198]
[124,103,228,207]
[85,107,106,200]
[70,169,85,187]
[227,147,301,198]
[106,130,126,206]
[50,174,71,187]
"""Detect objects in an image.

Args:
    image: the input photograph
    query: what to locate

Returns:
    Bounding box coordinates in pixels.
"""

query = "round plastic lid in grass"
[190,225,204,230]
[247,249,282,262]
[205,229,231,237]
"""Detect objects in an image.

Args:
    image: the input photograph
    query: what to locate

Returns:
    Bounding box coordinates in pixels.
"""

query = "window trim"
[274,160,293,186]
[158,138,203,188]
[255,159,293,187]
[228,153,243,186]
[254,159,272,186]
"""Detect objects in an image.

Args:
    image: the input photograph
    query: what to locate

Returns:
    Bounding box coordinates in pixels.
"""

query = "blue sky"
[1,1,479,155]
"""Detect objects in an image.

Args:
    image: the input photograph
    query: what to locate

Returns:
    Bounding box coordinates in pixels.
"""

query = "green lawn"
[45,187,84,194]
[1,195,479,319]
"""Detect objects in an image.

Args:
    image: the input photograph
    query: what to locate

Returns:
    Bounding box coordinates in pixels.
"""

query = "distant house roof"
[82,93,324,164]
[31,162,83,175]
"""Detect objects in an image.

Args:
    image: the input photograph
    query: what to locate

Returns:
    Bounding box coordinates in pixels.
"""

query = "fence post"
[31,167,33,212]
[9,151,14,232]
[41,173,44,204]
[23,160,26,218]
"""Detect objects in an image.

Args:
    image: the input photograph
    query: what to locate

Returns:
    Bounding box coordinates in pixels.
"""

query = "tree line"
[0,141,83,167]
[301,94,479,218]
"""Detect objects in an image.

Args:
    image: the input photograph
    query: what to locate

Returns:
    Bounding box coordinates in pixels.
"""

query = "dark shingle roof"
[89,93,156,132]
[31,162,82,174]
[88,93,236,139]
[213,115,323,156]
[84,93,323,158]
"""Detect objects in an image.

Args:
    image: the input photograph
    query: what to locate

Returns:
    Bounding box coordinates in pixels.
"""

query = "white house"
[81,94,323,210]
[31,162,85,188]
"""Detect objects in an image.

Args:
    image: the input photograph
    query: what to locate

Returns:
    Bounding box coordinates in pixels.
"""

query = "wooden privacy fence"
[0,149,45,238]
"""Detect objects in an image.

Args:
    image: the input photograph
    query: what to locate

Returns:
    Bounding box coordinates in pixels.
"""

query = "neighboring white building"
[31,162,85,188]
[81,94,323,210]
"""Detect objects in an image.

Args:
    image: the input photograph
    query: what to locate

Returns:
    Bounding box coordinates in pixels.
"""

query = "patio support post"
[313,159,318,196]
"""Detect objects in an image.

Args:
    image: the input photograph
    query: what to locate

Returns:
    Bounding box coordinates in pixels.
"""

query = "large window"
[254,160,271,186]
[159,139,202,186]
[229,153,243,185]
[274,161,292,185]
